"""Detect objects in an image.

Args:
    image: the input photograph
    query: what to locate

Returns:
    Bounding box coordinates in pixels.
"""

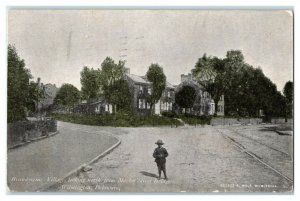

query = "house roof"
[126,73,175,89]
[166,81,175,89]
[126,74,150,84]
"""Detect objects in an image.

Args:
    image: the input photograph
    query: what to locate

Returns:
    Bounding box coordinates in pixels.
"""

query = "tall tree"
[80,66,102,102]
[192,54,226,116]
[54,84,80,111]
[175,85,197,114]
[283,81,293,104]
[110,79,132,112]
[7,45,43,122]
[146,63,166,115]
[27,80,45,114]
[100,57,127,113]
[283,81,293,118]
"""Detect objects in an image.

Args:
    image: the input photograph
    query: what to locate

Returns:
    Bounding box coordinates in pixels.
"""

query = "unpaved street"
[51,123,293,193]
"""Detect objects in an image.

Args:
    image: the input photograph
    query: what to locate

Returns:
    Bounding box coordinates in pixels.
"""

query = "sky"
[8,10,293,92]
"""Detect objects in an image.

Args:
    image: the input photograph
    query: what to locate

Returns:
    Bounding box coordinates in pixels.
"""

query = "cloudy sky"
[8,10,293,92]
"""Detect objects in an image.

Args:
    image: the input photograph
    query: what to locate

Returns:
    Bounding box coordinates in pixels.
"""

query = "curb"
[274,130,293,136]
[8,131,60,150]
[39,137,121,192]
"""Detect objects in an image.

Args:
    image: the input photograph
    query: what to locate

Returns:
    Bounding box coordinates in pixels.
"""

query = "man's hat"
[155,139,164,145]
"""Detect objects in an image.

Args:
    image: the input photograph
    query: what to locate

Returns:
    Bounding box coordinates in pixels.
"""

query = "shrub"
[50,112,183,127]
[161,111,177,118]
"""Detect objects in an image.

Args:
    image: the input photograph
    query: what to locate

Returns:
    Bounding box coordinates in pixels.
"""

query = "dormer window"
[139,85,143,93]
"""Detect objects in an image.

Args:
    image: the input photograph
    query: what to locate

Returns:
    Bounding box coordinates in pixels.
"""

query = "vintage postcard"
[7,9,293,193]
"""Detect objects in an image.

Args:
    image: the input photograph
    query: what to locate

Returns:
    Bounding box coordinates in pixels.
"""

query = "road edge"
[38,136,121,192]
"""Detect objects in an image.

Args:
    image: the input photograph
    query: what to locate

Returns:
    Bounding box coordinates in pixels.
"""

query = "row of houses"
[73,68,224,116]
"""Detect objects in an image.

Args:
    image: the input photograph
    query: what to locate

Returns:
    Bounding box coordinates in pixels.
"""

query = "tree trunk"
[213,98,219,116]
[150,103,153,116]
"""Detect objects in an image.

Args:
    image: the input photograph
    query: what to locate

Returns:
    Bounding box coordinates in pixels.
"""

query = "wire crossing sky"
[8,10,293,92]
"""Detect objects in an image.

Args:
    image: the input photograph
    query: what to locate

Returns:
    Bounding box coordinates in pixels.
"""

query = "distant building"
[125,68,175,116]
[41,83,59,108]
[71,68,224,117]
[73,97,113,114]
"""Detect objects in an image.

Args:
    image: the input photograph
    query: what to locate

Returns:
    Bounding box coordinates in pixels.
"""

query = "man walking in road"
[153,139,169,180]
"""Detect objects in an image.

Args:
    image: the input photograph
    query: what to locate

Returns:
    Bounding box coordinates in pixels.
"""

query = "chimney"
[180,74,185,82]
[181,74,193,82]
[125,68,130,74]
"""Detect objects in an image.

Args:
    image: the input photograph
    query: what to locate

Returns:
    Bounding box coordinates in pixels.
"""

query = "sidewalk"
[7,121,120,192]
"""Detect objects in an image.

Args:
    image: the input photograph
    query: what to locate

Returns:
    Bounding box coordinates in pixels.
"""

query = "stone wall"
[211,118,263,126]
[7,118,57,148]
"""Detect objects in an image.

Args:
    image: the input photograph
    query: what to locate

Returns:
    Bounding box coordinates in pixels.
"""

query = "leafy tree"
[222,50,286,119]
[175,85,196,113]
[26,80,45,114]
[192,54,226,116]
[191,50,286,119]
[283,81,293,118]
[80,66,102,102]
[283,81,293,104]
[54,84,80,111]
[100,57,127,113]
[146,63,166,115]
[110,79,132,112]
[7,45,44,122]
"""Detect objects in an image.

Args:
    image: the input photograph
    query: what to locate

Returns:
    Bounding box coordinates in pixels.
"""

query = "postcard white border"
[0,0,298,201]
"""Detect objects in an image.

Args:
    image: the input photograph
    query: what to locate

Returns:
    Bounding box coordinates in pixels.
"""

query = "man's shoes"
[158,176,161,180]
[164,177,168,181]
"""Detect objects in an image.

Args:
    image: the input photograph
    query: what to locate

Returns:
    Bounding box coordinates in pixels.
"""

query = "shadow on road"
[139,171,158,178]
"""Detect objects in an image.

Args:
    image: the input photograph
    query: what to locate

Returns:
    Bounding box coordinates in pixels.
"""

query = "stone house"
[125,69,175,116]
[175,73,224,116]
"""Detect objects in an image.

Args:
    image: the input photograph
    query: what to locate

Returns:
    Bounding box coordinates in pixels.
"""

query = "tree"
[27,80,45,114]
[146,63,166,115]
[54,84,80,111]
[175,85,196,114]
[109,79,132,112]
[221,50,286,119]
[100,57,127,113]
[192,54,226,116]
[7,45,42,122]
[283,81,293,104]
[80,66,102,102]
[283,81,293,118]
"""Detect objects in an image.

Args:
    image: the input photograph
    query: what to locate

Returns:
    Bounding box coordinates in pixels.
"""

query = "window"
[138,99,146,109]
[147,101,150,109]
[167,91,170,97]
[139,85,143,93]
[138,99,143,109]
[218,105,223,113]
[148,88,152,95]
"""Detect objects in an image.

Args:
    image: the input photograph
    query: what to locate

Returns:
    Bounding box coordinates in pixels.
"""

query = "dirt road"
[51,124,293,193]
